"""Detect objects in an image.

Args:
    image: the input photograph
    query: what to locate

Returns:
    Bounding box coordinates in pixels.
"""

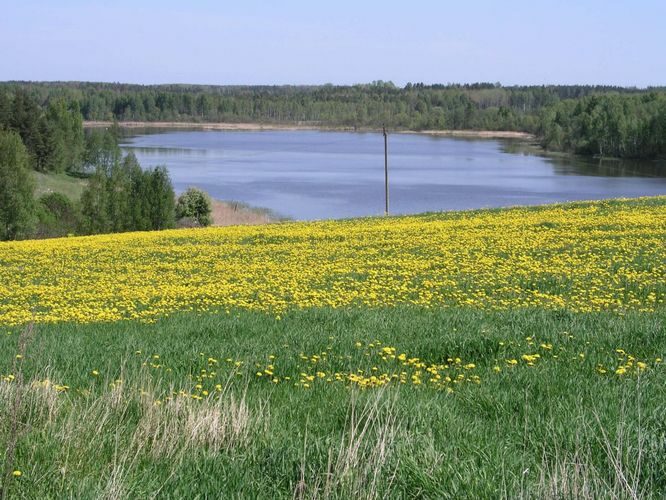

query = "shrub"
[176,188,213,227]
[35,192,80,238]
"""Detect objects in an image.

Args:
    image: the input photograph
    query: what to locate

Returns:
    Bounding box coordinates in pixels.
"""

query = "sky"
[1,0,665,87]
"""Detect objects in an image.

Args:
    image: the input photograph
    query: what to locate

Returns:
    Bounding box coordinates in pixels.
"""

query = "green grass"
[32,171,88,201]
[1,307,664,498]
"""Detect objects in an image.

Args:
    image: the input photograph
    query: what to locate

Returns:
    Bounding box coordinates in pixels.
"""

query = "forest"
[539,93,666,159]
[2,81,665,159]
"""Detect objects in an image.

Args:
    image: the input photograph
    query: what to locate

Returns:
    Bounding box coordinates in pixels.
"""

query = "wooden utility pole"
[383,125,389,216]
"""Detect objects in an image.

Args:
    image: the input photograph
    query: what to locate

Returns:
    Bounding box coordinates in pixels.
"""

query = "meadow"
[0,197,665,498]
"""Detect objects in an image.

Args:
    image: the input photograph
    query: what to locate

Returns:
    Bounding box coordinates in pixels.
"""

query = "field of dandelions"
[1,197,665,498]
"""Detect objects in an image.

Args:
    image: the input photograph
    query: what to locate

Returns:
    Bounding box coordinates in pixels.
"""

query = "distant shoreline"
[83,121,535,140]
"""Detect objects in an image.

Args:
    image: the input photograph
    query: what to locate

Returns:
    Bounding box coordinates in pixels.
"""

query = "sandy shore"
[84,120,346,132]
[403,129,534,139]
[84,121,534,139]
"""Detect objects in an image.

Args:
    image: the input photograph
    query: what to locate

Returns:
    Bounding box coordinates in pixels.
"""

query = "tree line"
[3,81,664,159]
[539,93,666,159]
[0,90,211,241]
[4,81,664,135]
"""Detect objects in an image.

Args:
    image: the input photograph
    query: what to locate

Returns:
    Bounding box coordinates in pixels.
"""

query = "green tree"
[84,128,121,173]
[0,130,35,240]
[79,167,110,234]
[145,166,176,230]
[121,153,150,231]
[176,187,213,226]
[10,89,46,170]
[0,91,11,128]
[44,99,85,173]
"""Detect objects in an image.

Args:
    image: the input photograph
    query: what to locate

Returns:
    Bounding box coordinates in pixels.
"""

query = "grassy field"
[32,171,88,201]
[0,198,665,498]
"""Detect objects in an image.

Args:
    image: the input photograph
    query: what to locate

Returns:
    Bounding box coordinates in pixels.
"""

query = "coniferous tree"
[124,152,151,231]
[145,166,175,230]
[0,91,11,129]
[0,130,35,240]
[10,89,45,170]
[44,99,85,173]
[106,159,132,232]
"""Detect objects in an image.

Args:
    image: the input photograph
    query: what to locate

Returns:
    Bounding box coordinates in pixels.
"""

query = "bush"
[35,192,80,238]
[176,187,212,227]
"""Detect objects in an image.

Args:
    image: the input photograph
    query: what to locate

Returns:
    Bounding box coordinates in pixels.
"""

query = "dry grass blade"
[0,322,34,500]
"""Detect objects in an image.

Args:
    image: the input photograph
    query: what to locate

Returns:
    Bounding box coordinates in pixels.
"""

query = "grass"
[31,171,88,201]
[1,307,664,498]
[2,197,664,326]
[0,197,664,497]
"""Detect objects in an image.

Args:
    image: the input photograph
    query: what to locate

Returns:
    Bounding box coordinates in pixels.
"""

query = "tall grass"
[1,308,664,498]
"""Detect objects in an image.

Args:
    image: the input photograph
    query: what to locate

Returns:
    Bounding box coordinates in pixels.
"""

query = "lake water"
[120,130,666,220]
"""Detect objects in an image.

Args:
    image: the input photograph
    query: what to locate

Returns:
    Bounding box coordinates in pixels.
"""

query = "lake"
[120,130,666,220]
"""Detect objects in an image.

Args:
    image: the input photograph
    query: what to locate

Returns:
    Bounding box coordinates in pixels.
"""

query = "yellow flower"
[12,470,21,477]
[91,370,99,376]
[0,198,661,327]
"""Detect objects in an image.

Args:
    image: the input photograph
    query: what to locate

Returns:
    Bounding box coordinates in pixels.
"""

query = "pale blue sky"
[1,0,664,87]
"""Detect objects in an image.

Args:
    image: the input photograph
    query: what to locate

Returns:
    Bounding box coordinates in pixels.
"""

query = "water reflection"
[128,146,208,156]
[502,141,666,178]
